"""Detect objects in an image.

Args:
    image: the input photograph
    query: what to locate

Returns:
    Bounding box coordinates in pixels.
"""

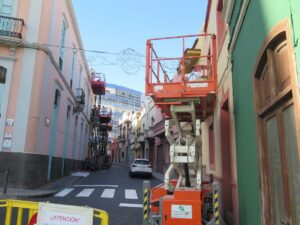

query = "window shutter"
[266,116,285,224]
[283,105,300,224]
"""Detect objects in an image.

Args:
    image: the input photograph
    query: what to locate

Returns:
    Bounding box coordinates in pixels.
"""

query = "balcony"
[118,140,129,148]
[0,16,24,39]
[136,132,144,143]
[129,136,135,145]
[153,120,165,135]
[118,134,127,142]
[76,88,85,105]
[73,88,85,113]
[144,127,154,139]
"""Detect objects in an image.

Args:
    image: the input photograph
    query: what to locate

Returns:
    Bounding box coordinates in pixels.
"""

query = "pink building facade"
[0,0,92,188]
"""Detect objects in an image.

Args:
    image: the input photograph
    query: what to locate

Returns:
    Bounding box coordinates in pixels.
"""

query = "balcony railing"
[76,88,85,105]
[153,120,165,134]
[73,88,85,113]
[137,133,144,142]
[0,15,24,39]
[144,127,154,138]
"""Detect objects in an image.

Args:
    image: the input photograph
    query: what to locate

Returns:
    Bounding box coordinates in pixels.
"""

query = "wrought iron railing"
[153,120,165,134]
[145,127,154,138]
[0,15,24,39]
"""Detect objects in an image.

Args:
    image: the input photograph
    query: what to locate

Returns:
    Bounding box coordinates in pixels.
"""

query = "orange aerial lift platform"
[144,34,220,225]
[88,71,112,170]
[91,72,106,95]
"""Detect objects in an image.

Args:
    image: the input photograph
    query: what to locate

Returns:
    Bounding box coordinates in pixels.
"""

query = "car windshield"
[134,160,150,165]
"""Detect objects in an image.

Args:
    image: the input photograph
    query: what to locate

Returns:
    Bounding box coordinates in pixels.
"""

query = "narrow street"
[0,1,300,225]
[33,165,161,225]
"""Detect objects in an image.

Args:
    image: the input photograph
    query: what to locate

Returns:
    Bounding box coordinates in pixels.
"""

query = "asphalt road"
[34,164,162,225]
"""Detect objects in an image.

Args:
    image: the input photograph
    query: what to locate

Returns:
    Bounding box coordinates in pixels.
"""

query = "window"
[78,66,82,88]
[66,105,71,118]
[59,21,67,71]
[70,46,77,89]
[216,0,226,52]
[151,117,155,126]
[0,66,6,83]
[0,0,13,15]
[254,30,300,225]
[84,79,87,113]
[134,159,150,165]
[122,127,126,139]
[86,92,89,114]
[0,66,7,117]
[54,89,60,108]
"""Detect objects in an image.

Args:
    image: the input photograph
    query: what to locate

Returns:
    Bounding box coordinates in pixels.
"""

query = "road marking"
[125,189,138,199]
[76,188,94,197]
[71,172,90,177]
[54,188,74,197]
[119,203,143,208]
[101,188,115,198]
[74,184,119,188]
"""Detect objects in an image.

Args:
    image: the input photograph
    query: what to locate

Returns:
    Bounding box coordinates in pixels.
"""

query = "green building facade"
[229,0,300,224]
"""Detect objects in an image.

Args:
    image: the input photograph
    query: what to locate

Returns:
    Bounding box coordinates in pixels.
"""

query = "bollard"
[2,168,9,194]
[143,180,150,225]
[213,182,220,225]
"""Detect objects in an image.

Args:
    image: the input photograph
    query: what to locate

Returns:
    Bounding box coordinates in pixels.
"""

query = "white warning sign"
[171,204,192,219]
[37,202,93,225]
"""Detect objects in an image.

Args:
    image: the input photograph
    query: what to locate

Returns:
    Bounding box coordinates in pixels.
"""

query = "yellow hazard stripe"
[214,192,218,199]
[143,188,149,219]
[214,188,219,224]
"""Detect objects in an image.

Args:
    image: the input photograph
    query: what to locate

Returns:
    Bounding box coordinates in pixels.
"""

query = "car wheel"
[129,171,133,177]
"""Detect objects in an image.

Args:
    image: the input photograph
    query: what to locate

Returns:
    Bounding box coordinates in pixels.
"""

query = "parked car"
[129,158,152,177]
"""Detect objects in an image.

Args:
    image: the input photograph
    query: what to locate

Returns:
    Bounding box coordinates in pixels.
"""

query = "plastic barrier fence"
[0,199,109,225]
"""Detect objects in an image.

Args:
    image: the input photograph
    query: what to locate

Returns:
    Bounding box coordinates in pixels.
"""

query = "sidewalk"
[0,172,84,200]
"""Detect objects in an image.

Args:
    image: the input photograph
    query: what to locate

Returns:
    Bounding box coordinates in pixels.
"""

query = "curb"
[0,189,59,200]
[0,174,83,200]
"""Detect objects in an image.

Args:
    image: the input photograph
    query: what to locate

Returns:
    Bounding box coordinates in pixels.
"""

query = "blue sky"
[72,0,208,93]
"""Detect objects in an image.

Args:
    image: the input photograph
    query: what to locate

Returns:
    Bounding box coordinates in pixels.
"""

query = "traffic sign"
[28,212,37,225]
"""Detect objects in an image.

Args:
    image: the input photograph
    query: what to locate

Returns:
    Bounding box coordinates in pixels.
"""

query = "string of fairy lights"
[40,43,180,76]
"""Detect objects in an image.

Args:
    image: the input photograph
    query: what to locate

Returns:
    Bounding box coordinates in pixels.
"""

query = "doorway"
[220,98,233,225]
